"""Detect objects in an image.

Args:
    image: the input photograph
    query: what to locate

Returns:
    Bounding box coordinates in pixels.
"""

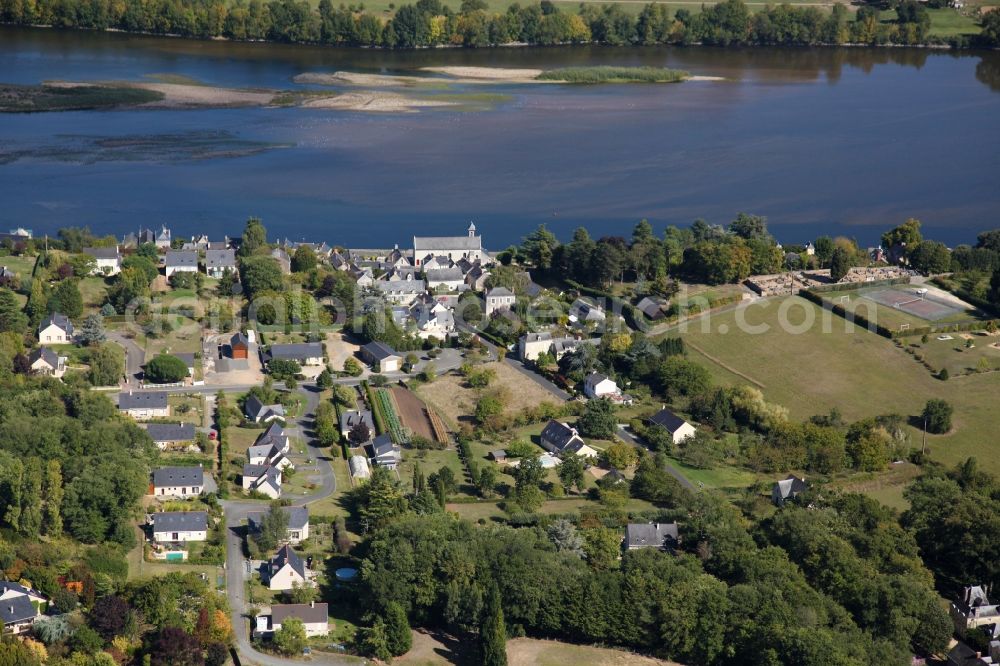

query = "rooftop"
[152,465,203,488]
[152,511,208,533]
[119,391,169,410]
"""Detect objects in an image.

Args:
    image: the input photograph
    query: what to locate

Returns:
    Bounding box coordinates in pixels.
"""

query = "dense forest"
[2,0,999,49]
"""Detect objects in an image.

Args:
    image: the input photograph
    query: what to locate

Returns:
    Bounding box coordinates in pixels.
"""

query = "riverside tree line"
[3,0,1000,48]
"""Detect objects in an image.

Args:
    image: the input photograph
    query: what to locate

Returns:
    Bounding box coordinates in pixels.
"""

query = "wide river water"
[2,26,999,248]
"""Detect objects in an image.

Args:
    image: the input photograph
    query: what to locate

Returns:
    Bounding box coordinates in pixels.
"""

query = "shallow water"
[1,26,998,247]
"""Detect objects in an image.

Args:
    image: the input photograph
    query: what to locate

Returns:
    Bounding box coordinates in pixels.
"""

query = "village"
[1,218,999,666]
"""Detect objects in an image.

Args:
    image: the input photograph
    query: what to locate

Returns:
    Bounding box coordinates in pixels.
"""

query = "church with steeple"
[412,222,484,267]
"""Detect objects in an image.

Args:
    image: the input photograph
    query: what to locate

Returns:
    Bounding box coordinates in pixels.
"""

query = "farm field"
[676,296,1000,475]
[390,386,442,443]
[416,361,562,429]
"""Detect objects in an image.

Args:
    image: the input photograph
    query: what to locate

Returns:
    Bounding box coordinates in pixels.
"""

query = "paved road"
[221,383,360,666]
[616,425,696,491]
[106,330,145,387]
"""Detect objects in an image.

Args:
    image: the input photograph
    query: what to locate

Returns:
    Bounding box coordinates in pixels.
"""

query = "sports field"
[674,296,1000,474]
[821,284,984,333]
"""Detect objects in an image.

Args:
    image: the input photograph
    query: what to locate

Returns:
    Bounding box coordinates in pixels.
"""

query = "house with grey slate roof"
[340,409,375,440]
[38,312,74,345]
[265,343,324,367]
[255,602,329,638]
[0,594,39,634]
[145,422,196,450]
[245,394,285,423]
[624,522,680,551]
[204,248,237,278]
[647,407,697,445]
[151,465,204,498]
[242,464,282,499]
[28,346,66,378]
[263,545,310,591]
[150,511,208,542]
[248,506,310,544]
[118,391,170,420]
[165,250,198,277]
[771,475,808,506]
[83,246,121,275]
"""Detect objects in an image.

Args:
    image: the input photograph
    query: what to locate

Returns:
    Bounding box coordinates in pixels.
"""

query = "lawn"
[662,455,761,492]
[416,362,565,430]
[78,276,109,311]
[0,254,38,284]
[905,332,1000,376]
[926,7,982,37]
[396,447,469,494]
[126,527,223,584]
[168,394,206,426]
[448,497,658,522]
[676,295,1000,475]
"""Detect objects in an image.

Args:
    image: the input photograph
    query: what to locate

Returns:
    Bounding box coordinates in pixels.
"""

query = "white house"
[38,312,74,345]
[409,298,454,340]
[255,602,329,639]
[242,464,282,499]
[569,298,606,326]
[518,332,594,362]
[245,394,286,424]
[204,249,237,278]
[0,592,39,635]
[247,424,294,472]
[248,506,310,544]
[263,545,310,591]
[485,287,515,317]
[119,391,171,420]
[150,511,208,543]
[540,420,589,456]
[424,267,466,292]
[413,222,484,267]
[154,225,172,249]
[145,422,196,450]
[361,341,402,373]
[151,466,204,498]
[265,343,324,367]
[83,246,121,275]
[28,347,67,378]
[583,373,618,399]
[365,434,402,469]
[164,250,199,277]
[373,277,426,306]
[647,408,697,445]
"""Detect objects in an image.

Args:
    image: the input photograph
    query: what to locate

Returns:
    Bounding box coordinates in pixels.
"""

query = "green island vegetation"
[0,216,999,665]
[537,66,690,83]
[1,0,998,49]
[0,83,164,113]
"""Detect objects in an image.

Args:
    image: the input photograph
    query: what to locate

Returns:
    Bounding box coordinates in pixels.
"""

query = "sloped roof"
[39,312,73,334]
[340,410,374,434]
[648,408,689,434]
[145,422,196,443]
[361,341,399,362]
[205,249,236,268]
[584,373,614,391]
[540,420,583,451]
[152,465,203,487]
[271,544,306,579]
[119,391,169,410]
[152,511,208,533]
[29,346,59,368]
[83,246,120,260]
[165,250,198,267]
[248,505,309,532]
[487,286,514,299]
[231,331,250,347]
[271,602,328,625]
[626,522,679,549]
[0,594,36,625]
[266,343,323,362]
[413,235,482,252]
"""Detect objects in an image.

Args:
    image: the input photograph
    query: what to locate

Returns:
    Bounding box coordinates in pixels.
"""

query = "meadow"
[676,296,1000,474]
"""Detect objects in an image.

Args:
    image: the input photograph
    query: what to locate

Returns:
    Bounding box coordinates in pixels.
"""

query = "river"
[2,25,998,248]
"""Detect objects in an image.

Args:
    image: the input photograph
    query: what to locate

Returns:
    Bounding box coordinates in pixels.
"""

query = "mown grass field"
[676,296,1000,474]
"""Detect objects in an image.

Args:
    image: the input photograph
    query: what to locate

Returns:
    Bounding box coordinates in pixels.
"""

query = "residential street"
[106,330,145,387]
[221,382,361,666]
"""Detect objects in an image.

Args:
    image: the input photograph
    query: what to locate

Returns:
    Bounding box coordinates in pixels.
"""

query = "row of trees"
[1,0,992,49]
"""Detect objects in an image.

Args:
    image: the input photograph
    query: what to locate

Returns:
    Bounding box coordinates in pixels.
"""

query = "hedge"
[799,289,894,339]
[807,276,911,294]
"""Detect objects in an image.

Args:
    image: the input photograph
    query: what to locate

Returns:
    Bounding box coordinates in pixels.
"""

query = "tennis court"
[860,288,966,321]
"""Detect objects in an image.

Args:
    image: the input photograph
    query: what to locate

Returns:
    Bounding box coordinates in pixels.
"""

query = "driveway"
[616,425,695,491]
[107,330,145,387]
